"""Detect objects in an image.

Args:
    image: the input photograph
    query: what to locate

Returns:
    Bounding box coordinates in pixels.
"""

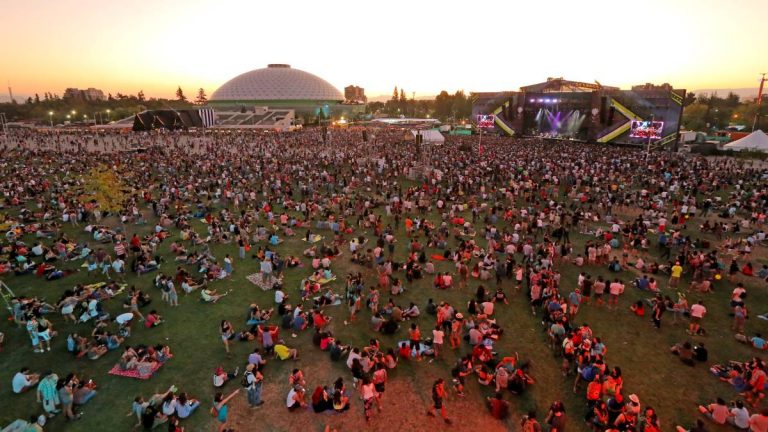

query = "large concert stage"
[472,78,685,149]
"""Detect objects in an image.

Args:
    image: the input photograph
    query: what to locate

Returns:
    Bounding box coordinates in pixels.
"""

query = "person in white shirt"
[689,300,707,335]
[12,368,39,393]
[403,303,420,319]
[728,400,750,429]
[346,348,361,369]
[274,288,286,305]
[432,326,445,358]
[481,301,494,316]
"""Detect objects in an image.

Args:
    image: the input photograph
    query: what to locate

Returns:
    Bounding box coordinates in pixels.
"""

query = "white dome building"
[211,64,343,102]
[210,64,354,119]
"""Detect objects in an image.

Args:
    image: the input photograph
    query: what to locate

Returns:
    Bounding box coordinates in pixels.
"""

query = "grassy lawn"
[1,177,766,432]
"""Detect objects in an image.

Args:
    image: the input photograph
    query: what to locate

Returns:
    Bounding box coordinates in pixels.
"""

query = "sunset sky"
[0,0,765,101]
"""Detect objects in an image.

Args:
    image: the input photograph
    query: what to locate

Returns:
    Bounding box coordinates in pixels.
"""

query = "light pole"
[106,109,111,123]
[66,114,71,124]
[645,114,655,157]
[48,111,53,127]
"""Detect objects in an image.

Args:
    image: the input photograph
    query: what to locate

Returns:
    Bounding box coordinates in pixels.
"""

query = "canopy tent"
[410,129,445,145]
[723,130,768,152]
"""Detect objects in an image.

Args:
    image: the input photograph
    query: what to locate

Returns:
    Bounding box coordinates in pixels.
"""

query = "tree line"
[365,87,473,121]
[681,91,762,131]
[0,87,208,124]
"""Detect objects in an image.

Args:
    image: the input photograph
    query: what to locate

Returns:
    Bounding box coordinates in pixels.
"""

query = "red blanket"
[108,361,165,380]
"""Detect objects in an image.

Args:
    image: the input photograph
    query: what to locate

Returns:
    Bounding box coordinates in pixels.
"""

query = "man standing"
[669,261,683,288]
[243,364,264,408]
[689,300,707,335]
[426,378,452,424]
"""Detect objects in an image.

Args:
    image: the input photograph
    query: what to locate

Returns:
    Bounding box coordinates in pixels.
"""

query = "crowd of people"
[1,126,768,431]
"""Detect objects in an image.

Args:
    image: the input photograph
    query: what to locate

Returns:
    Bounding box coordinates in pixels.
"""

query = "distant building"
[344,85,366,103]
[631,83,674,91]
[64,87,106,101]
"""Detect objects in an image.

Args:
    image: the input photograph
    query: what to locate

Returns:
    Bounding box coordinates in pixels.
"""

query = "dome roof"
[211,64,343,101]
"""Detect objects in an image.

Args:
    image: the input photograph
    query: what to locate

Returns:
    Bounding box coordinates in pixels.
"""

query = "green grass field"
[1,192,766,432]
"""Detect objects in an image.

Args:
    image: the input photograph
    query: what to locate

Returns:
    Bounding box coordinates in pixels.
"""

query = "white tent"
[724,130,768,152]
[411,129,445,145]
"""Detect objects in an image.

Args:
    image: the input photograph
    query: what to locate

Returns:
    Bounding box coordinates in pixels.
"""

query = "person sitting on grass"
[87,343,108,360]
[696,397,729,425]
[127,387,176,429]
[174,392,201,419]
[12,367,40,394]
[286,385,307,411]
[201,288,229,303]
[181,277,206,295]
[212,365,239,388]
[311,386,333,413]
[248,304,274,325]
[144,310,163,328]
[670,341,695,366]
[630,301,645,317]
[73,378,98,406]
[274,340,299,361]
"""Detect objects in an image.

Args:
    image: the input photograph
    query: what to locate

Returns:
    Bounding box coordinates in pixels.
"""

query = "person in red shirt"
[144,310,163,328]
[398,342,411,359]
[586,375,602,408]
[408,323,422,361]
[130,234,141,253]
[312,310,330,330]
[746,367,767,407]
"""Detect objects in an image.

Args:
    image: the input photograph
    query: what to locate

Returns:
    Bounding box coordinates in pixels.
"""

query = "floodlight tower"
[753,73,766,132]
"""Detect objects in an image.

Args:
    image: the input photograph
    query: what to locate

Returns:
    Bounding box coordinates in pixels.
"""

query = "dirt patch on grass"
[227,375,512,432]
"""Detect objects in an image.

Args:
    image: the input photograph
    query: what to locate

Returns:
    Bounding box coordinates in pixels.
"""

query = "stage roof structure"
[520,77,619,93]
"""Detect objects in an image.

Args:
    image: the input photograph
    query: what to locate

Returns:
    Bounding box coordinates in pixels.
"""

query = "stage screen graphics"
[476,114,495,128]
[629,120,664,139]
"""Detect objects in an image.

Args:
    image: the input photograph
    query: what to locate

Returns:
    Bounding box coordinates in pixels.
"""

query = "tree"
[435,91,452,121]
[175,86,187,102]
[137,90,145,102]
[366,101,384,115]
[683,93,696,107]
[682,103,709,130]
[195,88,207,105]
[108,93,114,101]
[34,93,40,104]
[453,90,472,120]
[80,165,128,213]
[25,97,33,104]
[392,86,399,103]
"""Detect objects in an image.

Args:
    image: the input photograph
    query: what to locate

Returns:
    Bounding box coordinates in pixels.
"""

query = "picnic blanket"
[108,361,165,380]
[246,273,280,291]
[303,235,324,243]
[430,254,448,261]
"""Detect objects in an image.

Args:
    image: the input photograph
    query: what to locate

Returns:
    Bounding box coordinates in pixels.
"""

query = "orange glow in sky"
[0,0,765,100]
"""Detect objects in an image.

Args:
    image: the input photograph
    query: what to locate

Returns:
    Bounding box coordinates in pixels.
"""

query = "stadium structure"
[108,64,363,131]
[472,78,686,150]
